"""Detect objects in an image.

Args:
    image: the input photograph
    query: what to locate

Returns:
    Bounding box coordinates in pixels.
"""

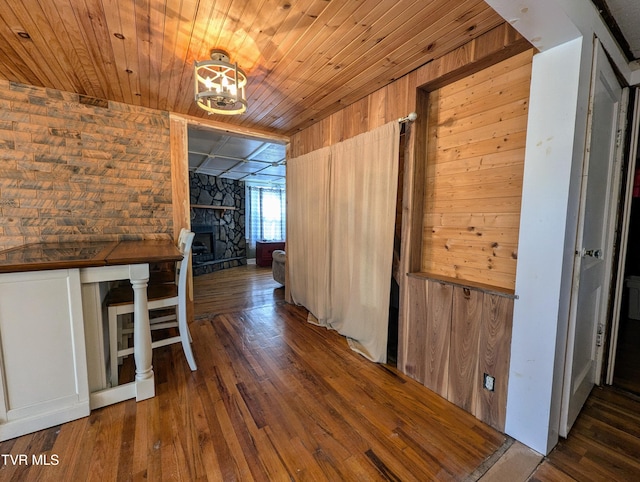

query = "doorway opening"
[605,87,640,398]
[613,192,640,395]
[388,123,407,367]
[611,87,640,395]
[187,125,287,269]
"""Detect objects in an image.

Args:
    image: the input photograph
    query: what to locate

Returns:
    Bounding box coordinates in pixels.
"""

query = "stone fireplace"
[190,173,246,276]
[192,225,227,261]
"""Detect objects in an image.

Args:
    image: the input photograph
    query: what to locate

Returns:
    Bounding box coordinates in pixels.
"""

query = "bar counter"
[0,238,182,442]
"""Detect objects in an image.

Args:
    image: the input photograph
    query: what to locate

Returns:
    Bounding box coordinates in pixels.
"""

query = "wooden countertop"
[105,239,183,265]
[0,239,181,274]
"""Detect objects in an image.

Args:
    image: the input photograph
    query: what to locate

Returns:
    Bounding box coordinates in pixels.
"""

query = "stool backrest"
[176,229,195,289]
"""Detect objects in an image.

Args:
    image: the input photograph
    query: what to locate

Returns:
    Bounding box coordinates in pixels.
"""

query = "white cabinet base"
[0,269,90,442]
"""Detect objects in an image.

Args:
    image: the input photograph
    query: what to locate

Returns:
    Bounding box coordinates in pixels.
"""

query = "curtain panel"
[287,146,332,322]
[246,185,286,251]
[287,122,400,362]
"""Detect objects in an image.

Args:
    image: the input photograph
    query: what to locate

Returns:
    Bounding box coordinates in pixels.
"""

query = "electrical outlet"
[483,373,495,392]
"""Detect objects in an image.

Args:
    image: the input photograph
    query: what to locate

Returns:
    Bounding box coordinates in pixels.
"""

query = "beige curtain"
[287,121,400,363]
[326,122,399,362]
[286,146,332,321]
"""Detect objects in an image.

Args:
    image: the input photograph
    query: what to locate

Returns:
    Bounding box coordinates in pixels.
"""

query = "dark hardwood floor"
[2,263,640,481]
[0,264,506,481]
[528,312,640,481]
[193,262,285,318]
[530,387,640,481]
[612,314,640,395]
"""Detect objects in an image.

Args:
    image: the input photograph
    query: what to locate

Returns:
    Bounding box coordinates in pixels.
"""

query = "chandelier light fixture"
[194,49,247,115]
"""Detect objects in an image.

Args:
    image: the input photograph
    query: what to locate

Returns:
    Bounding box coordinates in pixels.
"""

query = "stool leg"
[177,299,197,371]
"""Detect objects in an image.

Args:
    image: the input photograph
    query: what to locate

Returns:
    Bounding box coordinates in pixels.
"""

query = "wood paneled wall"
[421,50,533,291]
[0,80,173,251]
[403,274,514,431]
[289,23,532,158]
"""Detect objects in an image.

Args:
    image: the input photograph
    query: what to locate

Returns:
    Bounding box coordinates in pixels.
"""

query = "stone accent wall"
[0,80,173,251]
[189,173,246,275]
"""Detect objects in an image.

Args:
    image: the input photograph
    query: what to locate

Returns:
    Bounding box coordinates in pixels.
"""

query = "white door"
[560,41,626,437]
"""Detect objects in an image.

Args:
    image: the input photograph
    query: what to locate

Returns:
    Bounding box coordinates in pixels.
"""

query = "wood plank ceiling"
[0,0,505,136]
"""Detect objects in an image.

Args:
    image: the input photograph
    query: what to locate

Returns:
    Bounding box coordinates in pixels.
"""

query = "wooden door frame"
[606,88,640,384]
[169,113,291,312]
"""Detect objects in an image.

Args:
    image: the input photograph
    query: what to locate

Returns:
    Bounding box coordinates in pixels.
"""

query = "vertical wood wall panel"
[474,22,510,59]
[368,88,387,131]
[404,276,429,384]
[397,104,425,370]
[343,98,369,140]
[476,293,514,431]
[425,280,453,397]
[384,74,412,124]
[403,275,514,432]
[169,114,194,314]
[329,110,345,146]
[170,115,190,237]
[448,287,482,413]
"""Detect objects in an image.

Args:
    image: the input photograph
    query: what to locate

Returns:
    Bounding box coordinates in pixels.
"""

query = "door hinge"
[596,323,605,347]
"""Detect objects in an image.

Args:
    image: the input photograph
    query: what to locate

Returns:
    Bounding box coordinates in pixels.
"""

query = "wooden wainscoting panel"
[402,276,429,384]
[424,280,453,397]
[476,293,514,431]
[404,274,515,431]
[448,286,482,413]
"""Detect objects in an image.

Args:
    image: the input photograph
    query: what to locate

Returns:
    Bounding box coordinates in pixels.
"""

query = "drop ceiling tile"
[188,130,227,155]
[200,157,240,172]
[260,164,286,176]
[595,0,640,59]
[231,160,269,173]
[251,143,286,163]
[195,168,225,177]
[247,174,285,184]
[221,171,250,180]
[188,152,208,169]
[188,125,287,182]
[216,136,265,159]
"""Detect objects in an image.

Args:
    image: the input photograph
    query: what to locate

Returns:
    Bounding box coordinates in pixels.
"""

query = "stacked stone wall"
[190,173,246,275]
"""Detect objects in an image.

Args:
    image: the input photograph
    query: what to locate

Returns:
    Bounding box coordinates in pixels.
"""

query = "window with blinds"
[246,185,286,254]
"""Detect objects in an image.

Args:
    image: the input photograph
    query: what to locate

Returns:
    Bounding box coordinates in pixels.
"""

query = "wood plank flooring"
[2,263,640,480]
[193,262,285,318]
[612,314,640,395]
[530,387,640,481]
[0,264,507,481]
